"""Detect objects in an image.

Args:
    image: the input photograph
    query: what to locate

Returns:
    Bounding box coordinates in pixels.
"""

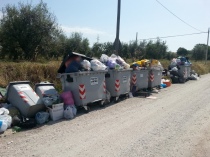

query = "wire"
[139,32,207,41]
[156,0,203,32]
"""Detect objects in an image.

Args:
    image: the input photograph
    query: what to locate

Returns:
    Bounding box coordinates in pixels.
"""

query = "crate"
[48,103,64,121]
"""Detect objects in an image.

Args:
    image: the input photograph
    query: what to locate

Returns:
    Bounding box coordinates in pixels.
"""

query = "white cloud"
[61,26,107,35]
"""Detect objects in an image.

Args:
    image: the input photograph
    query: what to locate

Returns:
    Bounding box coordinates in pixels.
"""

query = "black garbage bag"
[13,115,37,129]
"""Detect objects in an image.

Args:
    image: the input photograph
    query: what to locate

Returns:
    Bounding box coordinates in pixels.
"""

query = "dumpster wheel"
[114,96,119,103]
[100,100,106,107]
[83,106,90,113]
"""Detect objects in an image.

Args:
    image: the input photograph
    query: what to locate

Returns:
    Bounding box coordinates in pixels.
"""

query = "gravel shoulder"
[1,74,210,157]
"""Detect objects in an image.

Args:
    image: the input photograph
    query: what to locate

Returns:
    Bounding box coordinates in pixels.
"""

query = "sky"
[0,0,210,52]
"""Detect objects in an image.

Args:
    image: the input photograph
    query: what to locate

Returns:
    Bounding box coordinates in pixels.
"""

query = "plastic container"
[60,71,107,108]
[6,81,44,118]
[148,69,162,88]
[163,81,171,87]
[131,69,149,90]
[105,69,132,99]
[48,103,64,121]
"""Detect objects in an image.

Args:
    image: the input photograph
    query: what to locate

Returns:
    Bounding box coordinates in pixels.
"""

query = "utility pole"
[205,28,209,64]
[114,0,121,55]
[97,35,99,43]
[136,32,138,44]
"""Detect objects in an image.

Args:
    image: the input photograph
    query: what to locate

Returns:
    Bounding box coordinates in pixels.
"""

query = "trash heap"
[130,59,163,70]
[64,53,107,73]
[100,54,130,70]
[169,56,192,83]
[160,79,171,88]
[0,81,78,134]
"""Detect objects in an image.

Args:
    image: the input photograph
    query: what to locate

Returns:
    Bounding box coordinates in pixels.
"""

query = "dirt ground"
[1,74,210,157]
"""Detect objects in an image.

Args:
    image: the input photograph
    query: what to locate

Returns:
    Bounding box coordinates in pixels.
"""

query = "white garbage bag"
[0,108,9,115]
[81,60,91,71]
[0,115,12,128]
[0,120,8,133]
[91,59,107,71]
[64,106,74,119]
[100,54,109,63]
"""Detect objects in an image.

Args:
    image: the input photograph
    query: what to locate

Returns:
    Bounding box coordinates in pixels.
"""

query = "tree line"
[0,1,209,61]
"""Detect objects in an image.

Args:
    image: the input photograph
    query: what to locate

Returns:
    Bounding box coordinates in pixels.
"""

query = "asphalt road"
[1,74,210,157]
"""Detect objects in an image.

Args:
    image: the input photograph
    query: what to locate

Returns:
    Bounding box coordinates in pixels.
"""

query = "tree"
[0,1,60,60]
[145,39,168,59]
[177,47,188,56]
[192,44,206,60]
[64,33,91,56]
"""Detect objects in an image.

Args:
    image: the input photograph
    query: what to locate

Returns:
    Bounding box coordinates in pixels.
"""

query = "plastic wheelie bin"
[131,69,149,90]
[35,82,58,98]
[105,69,132,101]
[60,71,108,111]
[6,81,44,118]
[148,68,162,88]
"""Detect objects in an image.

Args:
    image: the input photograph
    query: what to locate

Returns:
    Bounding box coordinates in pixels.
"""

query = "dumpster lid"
[35,82,55,90]
[6,81,31,100]
[57,52,93,73]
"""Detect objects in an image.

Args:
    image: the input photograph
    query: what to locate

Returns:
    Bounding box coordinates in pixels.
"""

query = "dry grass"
[0,60,209,91]
[0,61,61,91]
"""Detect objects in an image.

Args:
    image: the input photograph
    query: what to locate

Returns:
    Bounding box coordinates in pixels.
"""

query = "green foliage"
[191,44,209,61]
[177,47,188,56]
[0,1,60,60]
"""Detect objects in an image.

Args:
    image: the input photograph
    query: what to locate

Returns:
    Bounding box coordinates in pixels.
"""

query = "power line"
[156,0,203,32]
[139,32,207,41]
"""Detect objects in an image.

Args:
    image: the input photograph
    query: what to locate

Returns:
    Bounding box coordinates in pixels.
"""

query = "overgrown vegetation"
[0,60,210,91]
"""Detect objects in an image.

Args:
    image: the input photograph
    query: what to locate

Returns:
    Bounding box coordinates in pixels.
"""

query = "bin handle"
[105,73,110,78]
[66,75,74,83]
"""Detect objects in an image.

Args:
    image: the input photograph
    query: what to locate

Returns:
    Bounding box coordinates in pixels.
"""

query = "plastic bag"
[0,115,12,128]
[42,97,54,106]
[91,59,107,71]
[71,105,77,116]
[35,112,49,124]
[81,60,91,71]
[107,59,117,69]
[60,91,74,106]
[42,95,59,106]
[0,120,7,133]
[0,107,9,115]
[171,67,178,71]
[64,106,74,119]
[100,54,109,63]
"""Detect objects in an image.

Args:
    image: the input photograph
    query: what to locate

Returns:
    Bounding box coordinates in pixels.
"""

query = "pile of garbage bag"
[169,57,191,70]
[64,54,107,73]
[131,59,163,70]
[100,54,130,70]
